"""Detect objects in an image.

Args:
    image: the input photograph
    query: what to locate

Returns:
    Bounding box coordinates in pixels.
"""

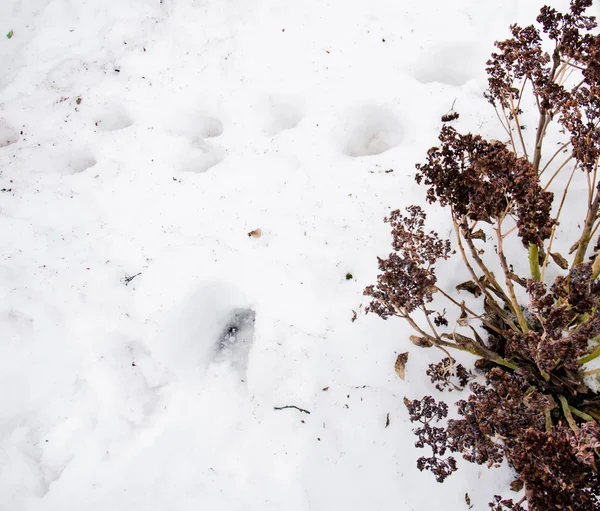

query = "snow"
[0,0,592,510]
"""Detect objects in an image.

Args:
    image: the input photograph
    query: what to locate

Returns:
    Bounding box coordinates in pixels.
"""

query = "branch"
[573,184,600,267]
[274,405,311,414]
[495,217,530,332]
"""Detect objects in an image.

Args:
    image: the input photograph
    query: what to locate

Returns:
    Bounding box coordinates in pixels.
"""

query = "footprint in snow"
[65,149,97,174]
[263,95,304,136]
[342,105,403,157]
[413,42,481,86]
[167,111,225,173]
[93,103,134,132]
[167,110,224,139]
[215,308,256,377]
[26,147,96,175]
[151,282,254,385]
[178,141,224,173]
[0,120,19,148]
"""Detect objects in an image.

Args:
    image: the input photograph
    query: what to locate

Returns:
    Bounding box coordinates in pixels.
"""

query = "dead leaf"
[465,228,486,241]
[508,272,528,287]
[510,478,524,492]
[322,386,329,391]
[550,252,569,269]
[569,240,580,254]
[456,280,482,297]
[248,228,262,238]
[465,493,473,508]
[409,335,433,348]
[385,413,390,428]
[395,353,409,379]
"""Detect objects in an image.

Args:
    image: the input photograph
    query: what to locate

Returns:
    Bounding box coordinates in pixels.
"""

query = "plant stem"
[558,395,579,433]
[495,221,529,332]
[441,332,520,370]
[545,409,553,431]
[569,406,595,422]
[592,252,600,280]
[579,344,600,366]
[509,94,529,159]
[539,140,572,176]
[573,189,600,267]
[451,214,520,332]
[582,368,600,376]
[541,164,577,282]
[532,112,550,173]
[542,155,574,191]
[529,244,541,281]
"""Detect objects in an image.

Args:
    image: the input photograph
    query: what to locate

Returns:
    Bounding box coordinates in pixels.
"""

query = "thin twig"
[495,217,529,332]
[274,405,311,414]
[541,164,578,282]
[434,286,504,335]
[509,94,529,160]
[542,155,574,192]
[540,141,572,176]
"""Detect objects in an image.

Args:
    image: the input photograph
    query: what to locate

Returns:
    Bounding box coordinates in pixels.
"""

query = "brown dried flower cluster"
[364,205,451,318]
[415,126,554,247]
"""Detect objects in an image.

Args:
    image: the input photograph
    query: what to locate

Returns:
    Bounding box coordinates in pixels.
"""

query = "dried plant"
[365,1,600,508]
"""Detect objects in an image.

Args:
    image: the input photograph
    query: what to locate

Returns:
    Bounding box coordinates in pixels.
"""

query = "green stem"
[529,244,541,281]
[582,367,600,376]
[569,406,596,422]
[441,332,520,370]
[579,343,600,366]
[559,395,579,433]
[544,410,553,431]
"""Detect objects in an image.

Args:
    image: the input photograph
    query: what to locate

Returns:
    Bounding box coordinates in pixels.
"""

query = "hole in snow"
[342,105,403,157]
[197,116,224,138]
[93,104,134,132]
[0,120,19,148]
[179,144,223,174]
[67,150,97,173]
[413,42,480,86]
[216,308,256,374]
[168,112,224,139]
[263,96,304,136]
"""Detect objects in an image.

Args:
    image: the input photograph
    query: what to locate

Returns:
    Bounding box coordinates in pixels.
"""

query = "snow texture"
[0,0,593,510]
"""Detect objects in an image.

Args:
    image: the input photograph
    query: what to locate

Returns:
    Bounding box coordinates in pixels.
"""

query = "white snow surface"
[0,0,596,510]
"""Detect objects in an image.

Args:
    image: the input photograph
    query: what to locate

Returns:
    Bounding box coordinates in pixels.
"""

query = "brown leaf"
[465,493,472,507]
[510,478,524,492]
[322,386,329,391]
[456,280,482,297]
[248,228,262,238]
[569,240,580,254]
[395,352,409,379]
[550,251,569,270]
[465,228,486,241]
[409,335,433,348]
[509,272,528,287]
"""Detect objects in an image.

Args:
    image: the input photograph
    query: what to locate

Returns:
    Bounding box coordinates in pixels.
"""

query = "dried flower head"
[415,126,555,247]
[364,206,451,317]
